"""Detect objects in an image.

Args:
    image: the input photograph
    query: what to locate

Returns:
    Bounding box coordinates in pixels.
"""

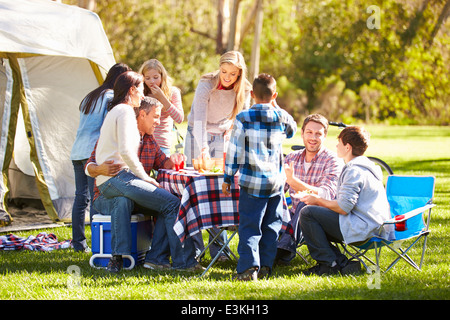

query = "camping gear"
[0,0,115,225]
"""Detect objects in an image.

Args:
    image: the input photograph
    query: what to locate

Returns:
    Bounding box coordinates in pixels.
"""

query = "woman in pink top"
[139,59,183,155]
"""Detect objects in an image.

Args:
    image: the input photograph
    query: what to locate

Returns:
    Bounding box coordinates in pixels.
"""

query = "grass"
[1,124,450,302]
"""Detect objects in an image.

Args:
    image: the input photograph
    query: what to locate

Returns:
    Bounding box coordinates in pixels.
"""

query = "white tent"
[0,0,115,225]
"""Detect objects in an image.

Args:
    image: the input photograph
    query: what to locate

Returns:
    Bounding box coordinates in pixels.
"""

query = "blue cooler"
[89,214,153,270]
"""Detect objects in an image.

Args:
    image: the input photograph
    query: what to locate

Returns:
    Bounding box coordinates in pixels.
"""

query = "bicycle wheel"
[368,156,393,185]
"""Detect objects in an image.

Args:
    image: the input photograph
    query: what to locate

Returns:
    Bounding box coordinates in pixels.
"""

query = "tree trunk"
[249,0,263,82]
[428,0,450,48]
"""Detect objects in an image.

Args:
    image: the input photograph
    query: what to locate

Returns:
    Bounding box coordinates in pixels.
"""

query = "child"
[222,73,297,281]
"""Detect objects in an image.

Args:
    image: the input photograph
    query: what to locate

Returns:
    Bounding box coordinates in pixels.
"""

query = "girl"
[139,59,183,155]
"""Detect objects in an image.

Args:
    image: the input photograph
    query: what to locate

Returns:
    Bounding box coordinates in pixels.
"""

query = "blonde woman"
[185,51,251,261]
[185,50,251,165]
[139,59,183,155]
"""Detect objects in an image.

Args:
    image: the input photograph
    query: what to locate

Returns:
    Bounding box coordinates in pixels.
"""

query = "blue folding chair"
[341,175,436,273]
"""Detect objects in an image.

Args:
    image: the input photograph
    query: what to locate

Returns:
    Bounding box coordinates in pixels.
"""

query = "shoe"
[217,255,229,263]
[106,255,123,273]
[177,263,206,272]
[143,262,171,270]
[74,246,91,253]
[233,267,258,281]
[303,263,340,276]
[258,266,271,279]
[341,260,362,275]
[274,249,292,266]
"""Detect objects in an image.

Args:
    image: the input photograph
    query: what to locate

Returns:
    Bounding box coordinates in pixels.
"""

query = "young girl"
[139,59,183,155]
[70,62,130,252]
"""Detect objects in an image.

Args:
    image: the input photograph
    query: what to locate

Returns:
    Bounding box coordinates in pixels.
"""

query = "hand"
[222,182,231,196]
[98,160,122,176]
[284,162,294,182]
[145,177,161,188]
[200,148,210,160]
[300,193,320,205]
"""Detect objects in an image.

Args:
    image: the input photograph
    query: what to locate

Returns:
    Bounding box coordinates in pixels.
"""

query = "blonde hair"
[138,59,173,98]
[202,51,250,119]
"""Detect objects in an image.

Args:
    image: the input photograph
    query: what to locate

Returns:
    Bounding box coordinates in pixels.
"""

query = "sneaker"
[258,266,271,279]
[177,263,206,272]
[143,262,171,270]
[233,267,258,281]
[341,260,362,275]
[217,255,229,263]
[106,255,123,273]
[303,263,340,276]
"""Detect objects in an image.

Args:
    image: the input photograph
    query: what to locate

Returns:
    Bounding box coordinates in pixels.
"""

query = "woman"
[185,50,251,261]
[95,71,199,271]
[70,62,131,252]
[299,126,394,276]
[185,50,251,165]
[139,59,183,155]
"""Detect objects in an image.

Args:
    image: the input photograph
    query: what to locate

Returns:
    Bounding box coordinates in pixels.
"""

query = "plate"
[198,171,224,176]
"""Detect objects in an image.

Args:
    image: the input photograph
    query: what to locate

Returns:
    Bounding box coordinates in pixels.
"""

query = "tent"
[0,0,116,226]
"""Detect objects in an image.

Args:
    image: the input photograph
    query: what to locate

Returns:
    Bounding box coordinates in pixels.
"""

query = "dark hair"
[338,126,370,156]
[301,114,329,135]
[107,71,143,111]
[252,73,276,101]
[79,63,131,114]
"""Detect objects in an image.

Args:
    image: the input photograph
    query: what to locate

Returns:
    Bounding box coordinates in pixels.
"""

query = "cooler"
[89,213,153,270]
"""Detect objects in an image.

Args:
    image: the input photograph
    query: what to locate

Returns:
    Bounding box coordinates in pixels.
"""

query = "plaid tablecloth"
[158,169,290,243]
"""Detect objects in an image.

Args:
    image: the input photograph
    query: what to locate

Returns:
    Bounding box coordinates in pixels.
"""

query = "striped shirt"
[224,103,297,198]
[153,86,184,149]
[284,147,343,213]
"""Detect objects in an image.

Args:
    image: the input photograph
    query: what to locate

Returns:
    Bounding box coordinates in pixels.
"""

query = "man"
[86,97,201,273]
[275,114,343,265]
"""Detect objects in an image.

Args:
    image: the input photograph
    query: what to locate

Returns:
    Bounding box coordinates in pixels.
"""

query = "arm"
[222,119,244,195]
[84,142,122,178]
[191,79,213,153]
[301,194,348,215]
[285,161,322,195]
[149,86,184,123]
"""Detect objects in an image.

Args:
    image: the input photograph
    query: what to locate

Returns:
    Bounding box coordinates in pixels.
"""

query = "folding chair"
[341,175,436,273]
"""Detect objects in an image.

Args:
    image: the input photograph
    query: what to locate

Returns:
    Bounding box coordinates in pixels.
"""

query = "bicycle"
[291,121,393,184]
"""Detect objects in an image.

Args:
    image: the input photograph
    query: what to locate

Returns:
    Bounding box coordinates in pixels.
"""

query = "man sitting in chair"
[298,126,394,276]
[275,114,343,265]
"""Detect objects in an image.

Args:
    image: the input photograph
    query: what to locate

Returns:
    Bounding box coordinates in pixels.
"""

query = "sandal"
[233,267,258,281]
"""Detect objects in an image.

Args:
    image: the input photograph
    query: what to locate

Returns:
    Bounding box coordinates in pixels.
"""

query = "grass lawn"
[1,124,449,303]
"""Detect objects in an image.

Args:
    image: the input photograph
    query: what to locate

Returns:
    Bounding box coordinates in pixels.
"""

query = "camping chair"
[340,175,435,274]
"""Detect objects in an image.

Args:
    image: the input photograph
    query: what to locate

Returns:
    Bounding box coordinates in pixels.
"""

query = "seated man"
[86,96,201,273]
[299,126,394,276]
[276,114,343,265]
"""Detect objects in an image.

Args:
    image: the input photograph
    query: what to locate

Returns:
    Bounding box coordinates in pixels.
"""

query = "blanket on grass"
[0,232,72,251]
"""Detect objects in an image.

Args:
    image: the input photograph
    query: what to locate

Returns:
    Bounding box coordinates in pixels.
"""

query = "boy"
[222,74,297,281]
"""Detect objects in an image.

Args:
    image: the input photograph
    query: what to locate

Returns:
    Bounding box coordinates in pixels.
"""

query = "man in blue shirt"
[222,73,297,281]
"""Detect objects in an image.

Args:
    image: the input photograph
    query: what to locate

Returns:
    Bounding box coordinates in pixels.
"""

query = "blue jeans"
[236,188,283,273]
[97,169,197,269]
[299,205,347,267]
[72,159,97,251]
[276,202,307,263]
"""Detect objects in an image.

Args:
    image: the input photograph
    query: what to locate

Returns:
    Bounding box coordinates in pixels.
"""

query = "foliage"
[66,0,449,124]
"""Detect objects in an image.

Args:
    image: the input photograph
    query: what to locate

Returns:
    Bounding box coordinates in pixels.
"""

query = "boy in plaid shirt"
[222,74,297,281]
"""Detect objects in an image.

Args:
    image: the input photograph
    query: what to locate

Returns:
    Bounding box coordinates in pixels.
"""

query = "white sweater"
[95,103,149,186]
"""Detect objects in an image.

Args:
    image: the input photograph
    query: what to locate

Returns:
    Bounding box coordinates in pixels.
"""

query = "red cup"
[394,214,407,231]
